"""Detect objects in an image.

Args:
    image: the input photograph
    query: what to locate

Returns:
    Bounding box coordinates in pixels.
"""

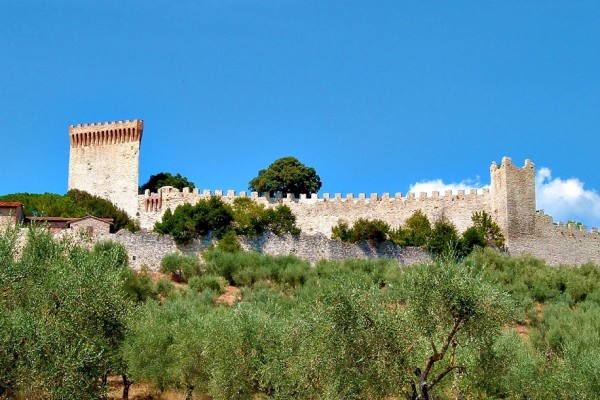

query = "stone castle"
[68,119,600,266]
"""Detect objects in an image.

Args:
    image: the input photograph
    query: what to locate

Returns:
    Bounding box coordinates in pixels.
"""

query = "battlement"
[490,156,535,172]
[536,210,599,236]
[69,119,143,148]
[140,186,492,211]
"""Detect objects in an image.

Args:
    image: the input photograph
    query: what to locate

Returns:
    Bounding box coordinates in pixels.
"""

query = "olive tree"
[0,226,133,399]
[401,260,511,399]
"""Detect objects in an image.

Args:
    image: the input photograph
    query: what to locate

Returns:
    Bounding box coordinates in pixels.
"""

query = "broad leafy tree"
[139,172,195,193]
[249,157,322,197]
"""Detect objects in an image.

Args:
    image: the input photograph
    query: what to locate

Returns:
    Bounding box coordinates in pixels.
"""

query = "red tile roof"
[70,216,114,225]
[26,215,114,225]
[0,202,23,207]
[27,216,75,222]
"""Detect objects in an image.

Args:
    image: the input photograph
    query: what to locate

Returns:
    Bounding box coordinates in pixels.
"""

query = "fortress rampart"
[138,186,493,236]
[67,120,600,266]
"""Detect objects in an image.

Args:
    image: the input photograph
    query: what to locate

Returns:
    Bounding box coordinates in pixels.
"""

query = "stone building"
[0,202,24,229]
[26,216,113,235]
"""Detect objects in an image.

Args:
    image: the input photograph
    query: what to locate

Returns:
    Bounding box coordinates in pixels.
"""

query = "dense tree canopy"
[249,157,322,197]
[0,190,138,231]
[67,189,139,231]
[0,192,82,217]
[154,196,300,245]
[139,172,195,194]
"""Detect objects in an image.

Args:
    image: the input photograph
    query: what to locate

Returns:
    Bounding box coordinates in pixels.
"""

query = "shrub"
[231,197,270,237]
[217,230,242,253]
[427,217,460,257]
[154,206,197,245]
[331,220,353,242]
[351,218,390,244]
[156,278,175,298]
[159,253,202,282]
[471,210,505,249]
[460,225,486,255]
[93,240,129,269]
[121,269,157,303]
[232,265,270,287]
[459,211,505,255]
[204,250,261,285]
[265,205,301,236]
[331,218,390,245]
[278,262,311,288]
[155,197,234,244]
[193,196,234,238]
[156,196,300,245]
[392,210,432,246]
[189,275,227,295]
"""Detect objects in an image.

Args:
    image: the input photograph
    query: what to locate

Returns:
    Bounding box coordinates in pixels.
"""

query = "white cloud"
[536,167,600,228]
[407,169,600,228]
[408,176,488,195]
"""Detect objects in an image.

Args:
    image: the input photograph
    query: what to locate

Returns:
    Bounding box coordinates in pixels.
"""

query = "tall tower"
[68,119,143,218]
[490,157,536,249]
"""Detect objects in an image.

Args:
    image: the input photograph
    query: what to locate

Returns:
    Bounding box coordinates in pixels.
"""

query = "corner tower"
[68,119,143,217]
[490,157,536,249]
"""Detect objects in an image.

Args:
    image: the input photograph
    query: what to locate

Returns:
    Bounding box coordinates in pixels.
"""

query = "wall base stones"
[100,230,430,270]
[100,229,178,271]
[239,232,430,266]
[106,227,600,270]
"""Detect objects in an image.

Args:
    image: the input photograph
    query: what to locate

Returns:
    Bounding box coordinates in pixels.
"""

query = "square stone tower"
[490,157,536,249]
[68,119,143,218]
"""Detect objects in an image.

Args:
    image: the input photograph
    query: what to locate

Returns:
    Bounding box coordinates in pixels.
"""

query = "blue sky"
[1,1,599,227]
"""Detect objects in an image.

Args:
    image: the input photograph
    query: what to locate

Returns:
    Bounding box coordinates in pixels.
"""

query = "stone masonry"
[67,120,600,266]
[68,120,143,217]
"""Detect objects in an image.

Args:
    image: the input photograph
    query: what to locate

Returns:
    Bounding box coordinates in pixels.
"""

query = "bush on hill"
[332,210,505,259]
[155,196,300,245]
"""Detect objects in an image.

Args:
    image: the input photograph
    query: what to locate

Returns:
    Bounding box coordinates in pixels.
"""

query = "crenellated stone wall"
[134,157,600,266]
[138,187,493,236]
[67,119,600,266]
[509,211,600,265]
